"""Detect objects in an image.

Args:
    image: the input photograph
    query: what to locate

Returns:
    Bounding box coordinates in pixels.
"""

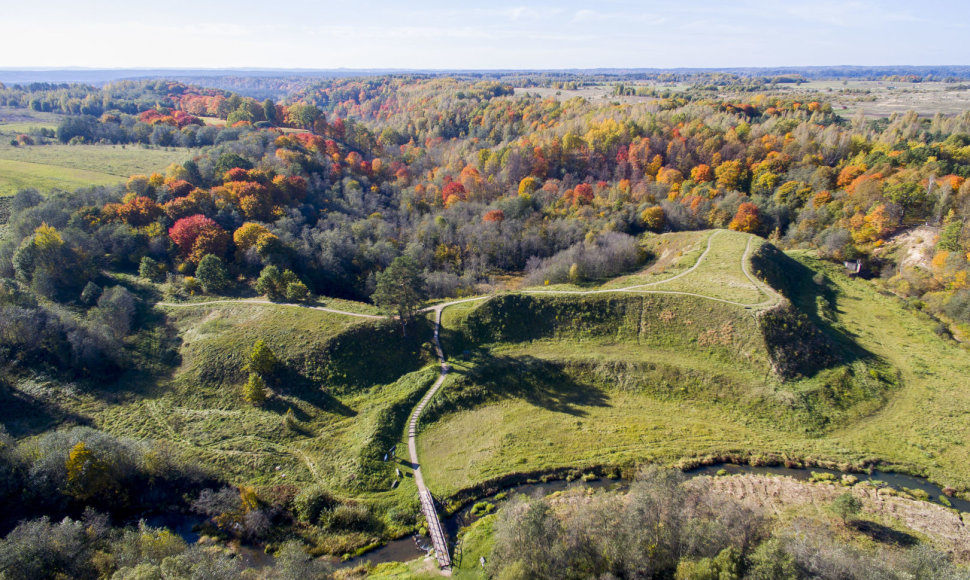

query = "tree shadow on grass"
[0,385,91,437]
[446,352,610,417]
[267,365,356,418]
[84,302,183,402]
[851,520,919,547]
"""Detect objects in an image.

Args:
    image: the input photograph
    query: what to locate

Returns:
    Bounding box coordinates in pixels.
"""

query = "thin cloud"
[785,1,920,28]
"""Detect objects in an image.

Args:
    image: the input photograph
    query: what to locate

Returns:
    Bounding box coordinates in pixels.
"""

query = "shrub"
[93,286,136,337]
[269,541,334,578]
[12,223,92,301]
[138,256,165,282]
[641,205,665,232]
[292,486,339,524]
[471,501,495,517]
[829,492,862,524]
[65,441,119,502]
[326,503,379,533]
[79,281,101,305]
[182,276,200,295]
[191,487,242,518]
[247,340,278,377]
[195,254,229,294]
[0,517,94,579]
[285,280,309,302]
[242,373,267,406]
[744,538,798,580]
[255,265,302,300]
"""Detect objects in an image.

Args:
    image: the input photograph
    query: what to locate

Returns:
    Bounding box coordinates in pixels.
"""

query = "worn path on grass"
[522,231,783,309]
[154,231,781,572]
[155,298,383,320]
[399,233,782,572]
[155,231,782,323]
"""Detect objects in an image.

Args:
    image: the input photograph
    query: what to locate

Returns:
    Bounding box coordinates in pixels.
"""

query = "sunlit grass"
[418,245,970,499]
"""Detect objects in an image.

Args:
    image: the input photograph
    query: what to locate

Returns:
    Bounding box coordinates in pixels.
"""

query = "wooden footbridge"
[406,305,453,571]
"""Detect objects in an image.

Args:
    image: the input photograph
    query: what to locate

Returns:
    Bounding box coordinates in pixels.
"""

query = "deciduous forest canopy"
[2,65,970,578]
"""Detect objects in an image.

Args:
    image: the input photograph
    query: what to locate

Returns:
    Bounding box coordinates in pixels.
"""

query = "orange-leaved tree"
[728,202,760,233]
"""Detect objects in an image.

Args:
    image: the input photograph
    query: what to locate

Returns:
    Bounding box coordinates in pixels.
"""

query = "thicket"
[51,113,246,148]
[0,275,168,380]
[485,467,969,580]
[523,231,646,285]
[0,515,334,580]
[0,426,210,528]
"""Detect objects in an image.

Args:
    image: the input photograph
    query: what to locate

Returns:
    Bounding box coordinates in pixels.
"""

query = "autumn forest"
[3,68,970,579]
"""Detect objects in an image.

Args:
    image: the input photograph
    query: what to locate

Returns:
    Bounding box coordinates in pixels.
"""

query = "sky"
[1,0,968,69]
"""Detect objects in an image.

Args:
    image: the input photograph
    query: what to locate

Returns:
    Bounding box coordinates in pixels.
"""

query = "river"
[147,463,968,569]
[343,463,970,567]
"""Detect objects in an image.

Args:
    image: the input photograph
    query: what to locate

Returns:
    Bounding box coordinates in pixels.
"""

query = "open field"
[0,142,191,177]
[770,80,970,118]
[0,158,125,195]
[0,120,60,133]
[515,80,970,118]
[0,107,192,195]
[0,107,62,132]
[514,85,656,104]
[0,143,192,196]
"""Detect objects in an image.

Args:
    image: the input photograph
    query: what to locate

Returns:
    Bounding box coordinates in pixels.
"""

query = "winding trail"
[155,231,781,322]
[739,236,785,308]
[513,231,782,310]
[152,230,783,571]
[399,232,782,572]
[155,298,383,320]
[406,304,453,571]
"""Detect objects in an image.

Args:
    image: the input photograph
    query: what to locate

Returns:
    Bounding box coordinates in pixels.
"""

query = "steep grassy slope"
[787,252,970,495]
[0,299,438,552]
[417,233,928,497]
[95,302,433,488]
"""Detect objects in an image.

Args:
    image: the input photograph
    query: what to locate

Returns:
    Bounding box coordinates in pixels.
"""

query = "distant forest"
[4,65,970,97]
[4,71,970,370]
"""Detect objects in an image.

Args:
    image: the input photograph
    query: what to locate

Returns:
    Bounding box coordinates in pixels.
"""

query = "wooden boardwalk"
[406,306,452,570]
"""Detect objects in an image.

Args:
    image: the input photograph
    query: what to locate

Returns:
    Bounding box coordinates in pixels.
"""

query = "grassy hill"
[100,302,433,489]
[4,227,970,562]
[416,230,970,499]
[0,299,439,551]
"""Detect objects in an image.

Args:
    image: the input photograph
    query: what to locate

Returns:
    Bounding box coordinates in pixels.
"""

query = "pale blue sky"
[2,0,967,69]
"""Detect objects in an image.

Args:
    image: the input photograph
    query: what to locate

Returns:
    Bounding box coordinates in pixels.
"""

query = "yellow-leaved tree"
[65,441,117,502]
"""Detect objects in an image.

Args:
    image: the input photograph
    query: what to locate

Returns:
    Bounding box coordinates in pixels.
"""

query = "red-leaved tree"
[169,215,229,262]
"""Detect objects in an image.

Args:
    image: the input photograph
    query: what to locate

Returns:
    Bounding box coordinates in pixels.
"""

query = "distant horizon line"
[2,65,969,72]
